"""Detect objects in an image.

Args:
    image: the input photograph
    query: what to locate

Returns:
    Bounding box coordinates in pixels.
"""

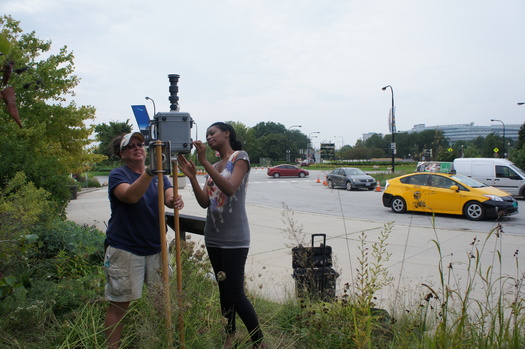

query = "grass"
[2,209,525,348]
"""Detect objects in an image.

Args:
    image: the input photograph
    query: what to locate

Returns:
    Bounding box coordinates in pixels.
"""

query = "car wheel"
[391,196,407,213]
[368,187,374,190]
[463,201,485,221]
[346,181,352,191]
[327,179,334,189]
[273,173,280,178]
[299,172,305,178]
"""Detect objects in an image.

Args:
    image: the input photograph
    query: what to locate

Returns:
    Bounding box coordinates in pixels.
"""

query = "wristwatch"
[145,168,155,177]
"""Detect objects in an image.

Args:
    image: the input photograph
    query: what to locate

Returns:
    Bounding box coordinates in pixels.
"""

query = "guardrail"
[165,212,206,241]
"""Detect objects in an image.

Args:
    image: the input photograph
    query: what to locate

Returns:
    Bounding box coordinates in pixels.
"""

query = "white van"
[453,158,525,197]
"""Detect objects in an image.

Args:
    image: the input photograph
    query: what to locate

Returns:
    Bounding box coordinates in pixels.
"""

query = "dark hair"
[209,122,243,150]
[109,134,125,159]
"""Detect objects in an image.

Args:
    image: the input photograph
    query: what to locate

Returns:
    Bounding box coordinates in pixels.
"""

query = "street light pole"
[490,118,506,158]
[382,85,395,173]
[308,132,320,162]
[333,136,344,149]
[287,125,302,162]
[193,121,198,142]
[145,96,156,116]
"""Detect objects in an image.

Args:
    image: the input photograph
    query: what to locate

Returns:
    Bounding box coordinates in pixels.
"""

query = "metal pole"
[145,96,156,116]
[155,141,172,348]
[382,85,395,173]
[171,159,185,348]
[503,123,506,158]
[491,119,505,158]
[287,125,302,162]
[308,132,320,162]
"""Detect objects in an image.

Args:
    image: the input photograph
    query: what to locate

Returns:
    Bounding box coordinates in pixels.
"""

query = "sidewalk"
[67,186,525,304]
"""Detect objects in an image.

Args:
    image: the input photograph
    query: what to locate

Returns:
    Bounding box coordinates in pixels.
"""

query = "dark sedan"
[326,167,377,191]
[267,164,309,178]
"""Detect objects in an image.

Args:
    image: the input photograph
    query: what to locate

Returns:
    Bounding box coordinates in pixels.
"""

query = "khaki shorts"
[104,246,164,302]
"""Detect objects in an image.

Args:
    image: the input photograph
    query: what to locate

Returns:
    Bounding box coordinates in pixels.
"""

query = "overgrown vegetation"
[2,174,525,347]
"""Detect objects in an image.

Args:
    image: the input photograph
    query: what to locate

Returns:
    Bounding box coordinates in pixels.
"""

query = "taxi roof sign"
[415,161,455,174]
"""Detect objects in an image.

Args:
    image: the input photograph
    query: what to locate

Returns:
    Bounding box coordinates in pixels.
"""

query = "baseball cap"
[120,132,145,151]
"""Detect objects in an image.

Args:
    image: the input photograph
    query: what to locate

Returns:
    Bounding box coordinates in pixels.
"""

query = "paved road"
[68,171,525,304]
[246,169,525,236]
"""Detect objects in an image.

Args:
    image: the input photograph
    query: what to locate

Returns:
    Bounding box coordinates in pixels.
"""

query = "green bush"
[83,177,102,188]
[0,219,106,347]
[0,173,57,273]
[32,220,105,261]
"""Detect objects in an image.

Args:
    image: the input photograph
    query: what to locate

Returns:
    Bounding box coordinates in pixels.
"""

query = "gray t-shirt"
[204,151,250,248]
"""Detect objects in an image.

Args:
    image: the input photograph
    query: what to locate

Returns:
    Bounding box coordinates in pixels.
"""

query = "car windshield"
[451,174,487,188]
[344,168,365,176]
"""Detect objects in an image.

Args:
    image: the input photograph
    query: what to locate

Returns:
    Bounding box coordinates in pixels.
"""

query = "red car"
[267,164,309,178]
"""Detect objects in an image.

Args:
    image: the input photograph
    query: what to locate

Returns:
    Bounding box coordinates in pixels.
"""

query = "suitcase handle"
[311,233,326,248]
[311,234,328,269]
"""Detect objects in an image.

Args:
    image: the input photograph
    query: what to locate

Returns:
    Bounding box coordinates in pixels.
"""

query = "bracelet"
[145,168,155,177]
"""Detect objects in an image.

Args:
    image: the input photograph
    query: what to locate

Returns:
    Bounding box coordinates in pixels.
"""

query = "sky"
[2,0,525,148]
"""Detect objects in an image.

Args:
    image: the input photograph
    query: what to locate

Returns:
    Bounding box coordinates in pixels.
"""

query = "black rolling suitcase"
[292,234,339,301]
[292,234,333,269]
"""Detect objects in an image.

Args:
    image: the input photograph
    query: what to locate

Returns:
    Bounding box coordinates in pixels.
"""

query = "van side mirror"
[450,185,459,192]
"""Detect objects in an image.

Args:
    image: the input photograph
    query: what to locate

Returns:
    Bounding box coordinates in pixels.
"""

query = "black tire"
[463,201,485,221]
[368,187,374,190]
[327,179,334,189]
[299,172,305,178]
[273,173,280,178]
[391,196,407,213]
[346,181,353,191]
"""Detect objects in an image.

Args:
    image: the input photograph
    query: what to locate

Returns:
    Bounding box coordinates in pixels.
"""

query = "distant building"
[362,132,384,141]
[407,122,522,144]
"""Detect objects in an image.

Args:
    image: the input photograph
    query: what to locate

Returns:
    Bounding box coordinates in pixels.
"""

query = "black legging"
[206,247,263,343]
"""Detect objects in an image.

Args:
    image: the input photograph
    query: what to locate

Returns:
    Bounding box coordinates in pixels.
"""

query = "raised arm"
[177,153,210,208]
[112,172,154,204]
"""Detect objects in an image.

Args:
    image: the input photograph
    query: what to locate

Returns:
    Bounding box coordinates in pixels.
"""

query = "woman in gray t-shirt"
[178,122,266,348]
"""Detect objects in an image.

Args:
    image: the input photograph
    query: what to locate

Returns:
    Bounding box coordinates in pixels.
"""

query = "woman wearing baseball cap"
[104,132,184,349]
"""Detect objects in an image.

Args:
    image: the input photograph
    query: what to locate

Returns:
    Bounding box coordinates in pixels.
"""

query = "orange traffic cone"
[375,180,382,192]
[316,175,321,183]
[323,178,327,186]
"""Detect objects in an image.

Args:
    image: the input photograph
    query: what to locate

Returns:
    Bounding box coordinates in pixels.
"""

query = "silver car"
[326,167,377,191]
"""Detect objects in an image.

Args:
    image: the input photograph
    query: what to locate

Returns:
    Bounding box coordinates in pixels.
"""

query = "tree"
[463,144,481,158]
[259,133,288,162]
[94,120,133,161]
[481,133,502,158]
[516,122,525,150]
[510,122,525,168]
[252,121,286,138]
[347,146,369,160]
[338,145,353,160]
[251,121,308,162]
[510,148,525,169]
[363,134,387,158]
[227,121,260,163]
[0,16,103,207]
[288,129,307,162]
[408,129,447,161]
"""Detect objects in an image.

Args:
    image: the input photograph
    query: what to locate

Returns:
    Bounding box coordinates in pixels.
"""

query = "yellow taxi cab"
[382,171,519,221]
